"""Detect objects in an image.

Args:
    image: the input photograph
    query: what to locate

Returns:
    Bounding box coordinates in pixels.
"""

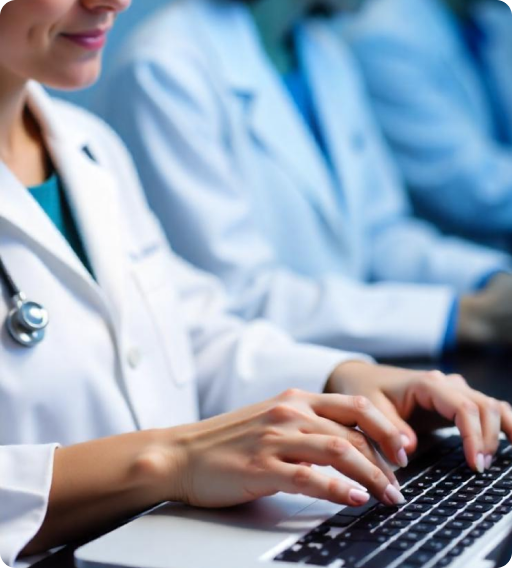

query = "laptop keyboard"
[273,436,512,568]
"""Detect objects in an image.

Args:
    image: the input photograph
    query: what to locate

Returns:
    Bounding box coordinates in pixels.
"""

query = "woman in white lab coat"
[1,0,511,565]
[102,0,512,359]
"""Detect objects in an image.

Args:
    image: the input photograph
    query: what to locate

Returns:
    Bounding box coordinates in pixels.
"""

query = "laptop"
[74,430,512,568]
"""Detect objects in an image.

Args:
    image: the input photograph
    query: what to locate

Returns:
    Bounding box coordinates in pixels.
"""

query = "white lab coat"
[99,0,509,358]
[0,83,359,566]
[342,0,512,245]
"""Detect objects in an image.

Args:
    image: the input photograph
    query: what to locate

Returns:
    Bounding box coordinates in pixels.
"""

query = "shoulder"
[340,0,448,54]
[118,0,211,71]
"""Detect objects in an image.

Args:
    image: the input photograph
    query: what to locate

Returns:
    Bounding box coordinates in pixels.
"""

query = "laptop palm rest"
[75,493,341,568]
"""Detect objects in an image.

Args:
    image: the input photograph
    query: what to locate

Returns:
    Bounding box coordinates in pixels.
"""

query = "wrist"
[324,360,375,394]
[129,428,188,505]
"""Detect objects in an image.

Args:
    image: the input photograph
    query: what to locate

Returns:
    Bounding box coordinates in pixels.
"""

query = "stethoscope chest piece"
[7,293,49,348]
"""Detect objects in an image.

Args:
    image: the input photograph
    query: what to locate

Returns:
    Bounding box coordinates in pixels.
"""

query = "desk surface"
[31,347,512,568]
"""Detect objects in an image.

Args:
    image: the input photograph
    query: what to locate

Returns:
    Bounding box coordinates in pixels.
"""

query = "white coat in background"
[99,0,509,359]
[0,83,359,566]
[342,0,512,245]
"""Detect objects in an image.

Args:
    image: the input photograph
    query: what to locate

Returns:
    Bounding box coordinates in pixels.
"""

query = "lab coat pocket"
[131,246,195,387]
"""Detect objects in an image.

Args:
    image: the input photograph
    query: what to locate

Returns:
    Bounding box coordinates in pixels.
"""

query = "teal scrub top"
[28,173,94,276]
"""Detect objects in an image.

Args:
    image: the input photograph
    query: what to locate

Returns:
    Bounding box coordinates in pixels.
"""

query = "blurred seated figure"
[100,0,512,359]
[343,0,512,248]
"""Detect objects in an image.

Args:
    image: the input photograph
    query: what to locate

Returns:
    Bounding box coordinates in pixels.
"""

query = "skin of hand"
[327,361,512,474]
[458,273,512,345]
[156,385,407,511]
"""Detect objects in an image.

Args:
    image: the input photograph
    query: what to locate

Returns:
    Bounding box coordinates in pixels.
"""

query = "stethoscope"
[0,255,49,347]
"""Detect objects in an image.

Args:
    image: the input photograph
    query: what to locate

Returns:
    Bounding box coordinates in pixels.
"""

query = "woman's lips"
[61,29,109,51]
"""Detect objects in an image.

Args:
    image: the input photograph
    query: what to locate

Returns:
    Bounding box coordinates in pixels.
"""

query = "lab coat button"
[127,347,142,369]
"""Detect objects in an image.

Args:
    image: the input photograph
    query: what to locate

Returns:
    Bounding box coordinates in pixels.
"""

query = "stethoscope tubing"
[0,254,20,298]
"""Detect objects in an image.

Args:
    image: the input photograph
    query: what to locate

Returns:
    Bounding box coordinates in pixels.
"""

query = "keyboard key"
[408,547,436,564]
[351,519,381,531]
[341,541,383,565]
[435,507,458,517]
[340,530,380,542]
[304,552,334,566]
[325,515,354,527]
[396,511,422,522]
[436,528,463,540]
[443,501,466,509]
[388,540,412,552]
[451,492,473,502]
[406,503,429,513]
[374,504,399,516]
[495,504,512,515]
[337,500,377,517]
[477,521,493,531]
[361,549,405,568]
[422,515,443,525]
[460,537,474,548]
[402,531,422,542]
[448,546,464,557]
[456,512,479,523]
[413,523,436,534]
[446,520,472,531]
[471,479,489,487]
[467,502,493,514]
[429,488,452,498]
[306,540,354,566]
[488,487,508,497]
[389,520,409,529]
[432,558,454,567]
[488,512,505,523]
[375,526,401,537]
[422,540,446,553]
[402,487,422,497]
[464,486,484,495]
[416,496,437,505]
[477,494,502,505]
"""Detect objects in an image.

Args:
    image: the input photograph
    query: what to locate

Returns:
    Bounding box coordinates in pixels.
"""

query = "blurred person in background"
[342,0,512,249]
[100,0,512,360]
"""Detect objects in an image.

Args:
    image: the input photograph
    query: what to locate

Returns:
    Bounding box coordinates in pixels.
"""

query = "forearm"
[22,429,176,557]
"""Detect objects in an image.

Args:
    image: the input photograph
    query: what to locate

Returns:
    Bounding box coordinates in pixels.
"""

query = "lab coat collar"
[0,82,125,329]
[193,0,345,225]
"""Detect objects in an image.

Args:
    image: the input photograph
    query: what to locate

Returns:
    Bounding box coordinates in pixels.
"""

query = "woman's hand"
[158,388,409,510]
[326,361,512,474]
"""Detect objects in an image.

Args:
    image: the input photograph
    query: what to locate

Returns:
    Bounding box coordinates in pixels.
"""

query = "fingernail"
[383,484,406,506]
[476,453,485,474]
[485,455,493,470]
[401,434,410,447]
[397,447,408,468]
[349,489,370,506]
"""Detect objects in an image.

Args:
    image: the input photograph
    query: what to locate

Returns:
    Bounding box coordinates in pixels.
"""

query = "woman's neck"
[249,0,314,74]
[0,72,50,186]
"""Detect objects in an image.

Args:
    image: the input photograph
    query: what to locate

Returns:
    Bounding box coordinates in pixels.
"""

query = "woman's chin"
[44,62,101,92]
